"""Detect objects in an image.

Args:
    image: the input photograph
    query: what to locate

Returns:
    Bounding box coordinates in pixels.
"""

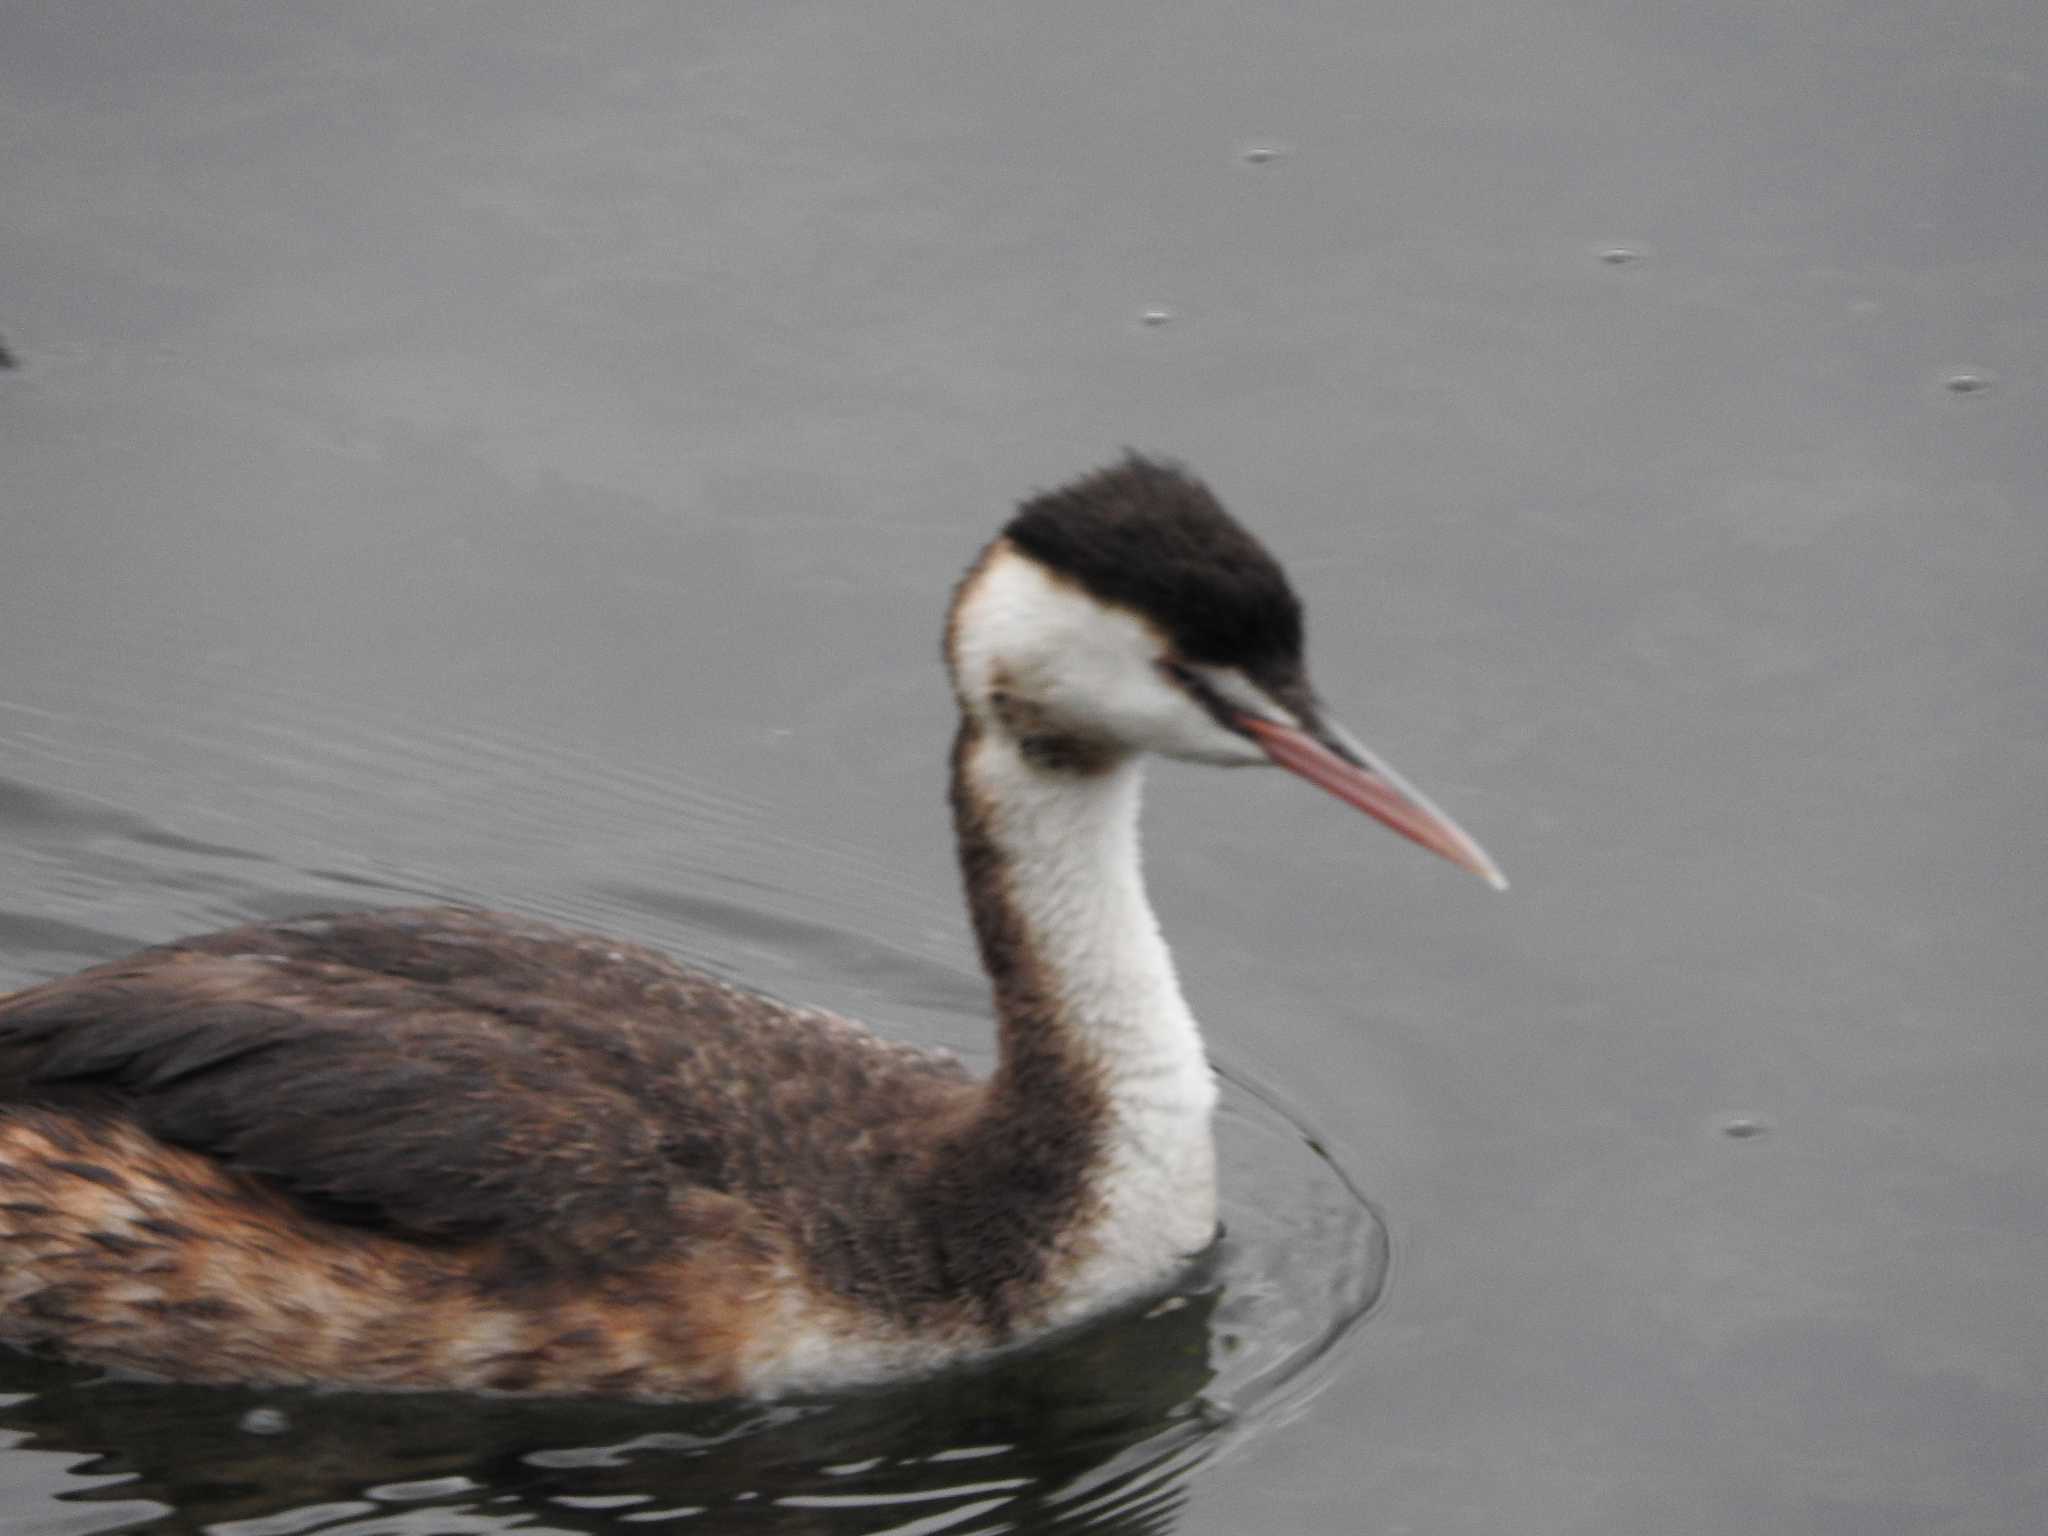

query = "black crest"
[1004,455,1304,672]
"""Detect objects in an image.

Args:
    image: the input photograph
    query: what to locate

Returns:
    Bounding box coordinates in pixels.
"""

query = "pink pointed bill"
[1237,714,1508,890]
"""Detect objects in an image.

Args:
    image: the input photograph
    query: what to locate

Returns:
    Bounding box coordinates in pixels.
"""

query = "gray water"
[3,4,2045,1533]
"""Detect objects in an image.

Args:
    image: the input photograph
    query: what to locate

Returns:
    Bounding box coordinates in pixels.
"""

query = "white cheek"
[954,548,1270,766]
[1141,704,1267,765]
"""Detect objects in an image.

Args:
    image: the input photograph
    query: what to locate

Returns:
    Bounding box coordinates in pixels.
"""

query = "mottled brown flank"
[0,1110,782,1396]
[0,890,1111,1390]
[0,913,936,1280]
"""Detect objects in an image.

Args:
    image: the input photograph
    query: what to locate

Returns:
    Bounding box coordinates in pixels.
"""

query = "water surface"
[3,3,2045,1532]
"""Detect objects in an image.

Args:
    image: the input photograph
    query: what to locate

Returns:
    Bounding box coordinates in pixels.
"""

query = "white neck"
[955,726,1220,1308]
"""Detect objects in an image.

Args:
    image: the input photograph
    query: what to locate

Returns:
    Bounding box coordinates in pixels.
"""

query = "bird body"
[0,458,1501,1398]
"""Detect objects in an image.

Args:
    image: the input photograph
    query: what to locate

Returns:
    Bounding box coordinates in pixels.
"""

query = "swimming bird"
[0,456,1502,1399]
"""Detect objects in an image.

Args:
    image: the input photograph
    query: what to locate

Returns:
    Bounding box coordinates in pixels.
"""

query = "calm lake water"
[3,4,2045,1533]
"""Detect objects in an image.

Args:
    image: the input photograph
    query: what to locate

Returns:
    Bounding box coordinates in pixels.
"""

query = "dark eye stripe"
[1154,659,1253,736]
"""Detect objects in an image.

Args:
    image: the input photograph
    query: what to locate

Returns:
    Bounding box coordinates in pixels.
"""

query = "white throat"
[961,727,1221,1311]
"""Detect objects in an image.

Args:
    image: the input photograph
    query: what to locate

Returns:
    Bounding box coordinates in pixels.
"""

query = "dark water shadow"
[2,1285,1215,1535]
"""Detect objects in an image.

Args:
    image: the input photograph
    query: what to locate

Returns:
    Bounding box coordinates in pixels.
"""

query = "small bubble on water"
[239,1406,290,1435]
[1719,1116,1770,1141]
[1942,370,1994,395]
[1140,306,1176,327]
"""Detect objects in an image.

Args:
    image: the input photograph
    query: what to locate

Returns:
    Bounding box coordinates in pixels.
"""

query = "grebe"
[0,457,1503,1399]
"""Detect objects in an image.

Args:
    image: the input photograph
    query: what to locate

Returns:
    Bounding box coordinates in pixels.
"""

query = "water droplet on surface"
[1140,306,1176,327]
[239,1406,290,1435]
[1719,1116,1770,1141]
[1942,370,1994,395]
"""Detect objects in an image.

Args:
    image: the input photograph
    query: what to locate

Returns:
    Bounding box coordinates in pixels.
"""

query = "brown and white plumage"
[0,456,1503,1398]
